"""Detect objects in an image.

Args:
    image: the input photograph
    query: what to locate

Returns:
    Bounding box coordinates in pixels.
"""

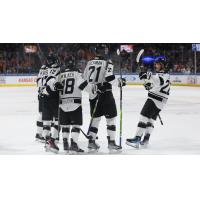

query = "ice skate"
[126,136,141,148]
[35,133,45,143]
[63,138,69,153]
[140,133,150,147]
[107,136,122,151]
[45,137,59,153]
[88,139,100,152]
[69,139,84,154]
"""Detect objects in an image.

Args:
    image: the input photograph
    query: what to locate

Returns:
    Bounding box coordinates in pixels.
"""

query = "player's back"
[84,58,107,84]
[59,69,83,112]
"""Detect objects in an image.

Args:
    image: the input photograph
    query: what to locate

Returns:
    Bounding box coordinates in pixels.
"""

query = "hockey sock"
[51,121,59,139]
[62,126,70,140]
[135,115,148,137]
[88,117,101,140]
[36,113,43,135]
[71,126,80,143]
[106,117,116,141]
[145,119,155,135]
[43,121,51,137]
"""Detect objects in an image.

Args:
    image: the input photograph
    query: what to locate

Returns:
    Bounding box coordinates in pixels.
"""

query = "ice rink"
[0,85,200,155]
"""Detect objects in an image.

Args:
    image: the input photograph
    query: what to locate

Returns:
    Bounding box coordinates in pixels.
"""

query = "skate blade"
[48,148,59,154]
[64,150,70,154]
[69,150,85,155]
[45,145,59,154]
[35,138,45,143]
[88,148,99,154]
[126,141,140,149]
[108,148,123,154]
[140,143,149,148]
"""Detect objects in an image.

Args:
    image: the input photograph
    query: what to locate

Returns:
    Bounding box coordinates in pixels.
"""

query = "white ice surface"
[0,85,200,154]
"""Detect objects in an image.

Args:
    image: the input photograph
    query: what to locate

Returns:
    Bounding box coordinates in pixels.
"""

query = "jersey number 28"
[62,78,75,94]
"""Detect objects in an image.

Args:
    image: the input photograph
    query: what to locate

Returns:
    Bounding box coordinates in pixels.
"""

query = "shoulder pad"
[51,64,60,68]
[107,59,113,64]
[41,65,47,69]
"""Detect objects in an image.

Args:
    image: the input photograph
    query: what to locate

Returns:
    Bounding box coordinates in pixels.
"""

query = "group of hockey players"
[35,45,171,154]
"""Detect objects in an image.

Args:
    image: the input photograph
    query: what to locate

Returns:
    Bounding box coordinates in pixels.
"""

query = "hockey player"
[35,64,48,142]
[40,53,61,153]
[79,44,126,152]
[126,56,170,148]
[53,56,90,153]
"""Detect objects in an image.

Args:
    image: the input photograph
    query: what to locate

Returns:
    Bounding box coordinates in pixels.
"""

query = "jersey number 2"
[160,79,170,95]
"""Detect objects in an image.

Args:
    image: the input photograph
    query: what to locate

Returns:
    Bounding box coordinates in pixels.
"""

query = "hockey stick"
[158,114,163,125]
[136,49,144,64]
[80,128,92,139]
[117,49,123,147]
[86,93,100,136]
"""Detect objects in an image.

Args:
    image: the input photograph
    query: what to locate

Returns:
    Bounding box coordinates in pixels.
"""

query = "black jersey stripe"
[149,91,168,99]
[105,75,115,82]
[79,80,88,90]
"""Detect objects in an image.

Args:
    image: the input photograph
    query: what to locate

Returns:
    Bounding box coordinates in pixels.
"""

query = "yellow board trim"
[0,84,36,87]
[0,83,200,87]
[127,83,200,87]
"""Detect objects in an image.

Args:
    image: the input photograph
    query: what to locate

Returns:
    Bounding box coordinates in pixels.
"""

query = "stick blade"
[136,49,144,63]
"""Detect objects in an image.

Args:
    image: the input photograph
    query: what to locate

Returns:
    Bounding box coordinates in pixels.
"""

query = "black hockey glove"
[144,82,153,90]
[139,72,147,80]
[54,82,64,91]
[39,87,49,98]
[139,71,152,80]
[95,83,107,95]
[118,78,126,87]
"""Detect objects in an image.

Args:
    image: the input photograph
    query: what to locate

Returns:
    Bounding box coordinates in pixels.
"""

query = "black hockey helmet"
[46,53,60,66]
[41,65,47,69]
[154,56,166,66]
[154,56,169,72]
[95,44,108,57]
[64,55,76,69]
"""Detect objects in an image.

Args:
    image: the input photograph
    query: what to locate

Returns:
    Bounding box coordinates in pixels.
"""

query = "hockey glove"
[54,82,64,91]
[93,83,107,95]
[118,78,126,87]
[39,87,49,98]
[139,71,152,80]
[144,82,153,90]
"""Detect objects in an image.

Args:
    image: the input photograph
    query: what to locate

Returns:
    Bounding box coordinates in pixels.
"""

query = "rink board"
[0,74,200,87]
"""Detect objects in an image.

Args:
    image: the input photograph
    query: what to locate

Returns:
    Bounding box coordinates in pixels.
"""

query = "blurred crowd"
[0,43,200,74]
